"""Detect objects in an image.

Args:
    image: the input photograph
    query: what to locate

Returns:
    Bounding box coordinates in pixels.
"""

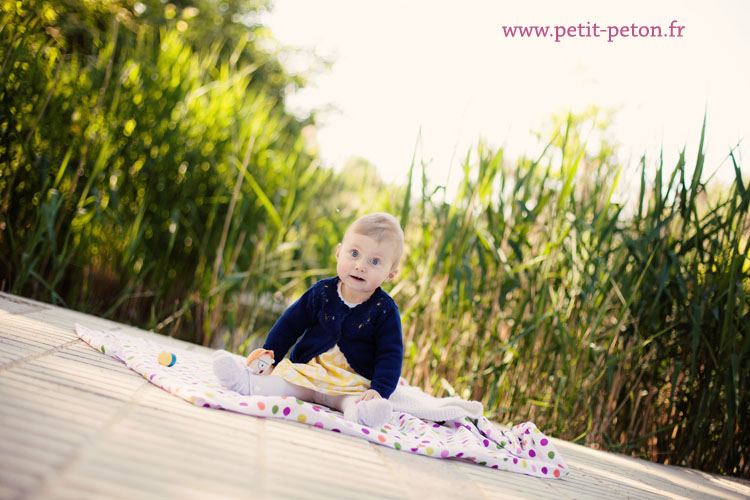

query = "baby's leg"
[212,352,315,400]
[212,352,253,393]
[315,393,392,428]
[248,373,316,400]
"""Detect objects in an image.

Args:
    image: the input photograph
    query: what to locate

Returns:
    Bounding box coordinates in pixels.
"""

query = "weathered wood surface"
[1,292,748,499]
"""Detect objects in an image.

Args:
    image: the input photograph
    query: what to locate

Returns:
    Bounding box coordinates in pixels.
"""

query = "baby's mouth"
[350,275,365,282]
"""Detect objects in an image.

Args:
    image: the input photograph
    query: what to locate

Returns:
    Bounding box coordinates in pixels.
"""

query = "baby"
[213,212,404,428]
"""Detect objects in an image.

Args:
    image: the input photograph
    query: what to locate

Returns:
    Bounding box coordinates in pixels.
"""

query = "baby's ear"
[386,267,399,281]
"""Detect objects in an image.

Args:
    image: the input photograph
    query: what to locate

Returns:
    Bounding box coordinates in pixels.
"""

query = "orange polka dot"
[257,402,265,410]
[378,435,386,443]
[554,469,561,478]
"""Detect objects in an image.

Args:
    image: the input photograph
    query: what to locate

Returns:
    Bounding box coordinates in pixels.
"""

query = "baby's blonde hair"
[345,212,405,268]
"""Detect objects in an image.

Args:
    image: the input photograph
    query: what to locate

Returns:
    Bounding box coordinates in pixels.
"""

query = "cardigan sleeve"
[368,304,404,398]
[262,283,318,364]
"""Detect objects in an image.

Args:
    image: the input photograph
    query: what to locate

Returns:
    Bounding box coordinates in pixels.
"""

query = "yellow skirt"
[273,345,371,395]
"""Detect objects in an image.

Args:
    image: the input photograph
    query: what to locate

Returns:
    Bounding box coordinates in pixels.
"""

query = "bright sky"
[261,0,750,190]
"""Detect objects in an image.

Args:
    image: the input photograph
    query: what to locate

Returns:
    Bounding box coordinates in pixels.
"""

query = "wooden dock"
[1,291,748,499]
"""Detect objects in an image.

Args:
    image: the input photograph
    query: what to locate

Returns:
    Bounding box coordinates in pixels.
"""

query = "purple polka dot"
[361,428,370,434]
[540,438,549,446]
[542,467,548,475]
[492,465,499,469]
[283,407,291,416]
[440,450,450,458]
[456,453,463,458]
[332,429,341,433]
[314,422,324,428]
[239,402,248,406]
[513,458,518,464]
[483,439,489,447]
[529,449,536,457]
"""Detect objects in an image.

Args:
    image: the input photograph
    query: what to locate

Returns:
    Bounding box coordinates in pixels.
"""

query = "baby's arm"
[368,306,404,399]
[262,284,317,363]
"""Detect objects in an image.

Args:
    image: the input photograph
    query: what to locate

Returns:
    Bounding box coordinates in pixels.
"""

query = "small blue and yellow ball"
[158,351,176,367]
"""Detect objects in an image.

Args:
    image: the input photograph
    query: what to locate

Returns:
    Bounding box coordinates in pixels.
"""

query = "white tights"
[212,352,391,427]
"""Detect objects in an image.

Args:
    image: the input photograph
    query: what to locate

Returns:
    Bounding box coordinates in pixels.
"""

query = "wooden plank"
[21,307,125,332]
[0,466,41,498]
[0,293,49,315]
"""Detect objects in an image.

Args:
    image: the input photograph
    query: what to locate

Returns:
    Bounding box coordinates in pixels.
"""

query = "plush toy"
[246,348,274,375]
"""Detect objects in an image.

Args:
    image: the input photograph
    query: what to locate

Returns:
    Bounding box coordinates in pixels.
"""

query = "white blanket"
[75,324,568,479]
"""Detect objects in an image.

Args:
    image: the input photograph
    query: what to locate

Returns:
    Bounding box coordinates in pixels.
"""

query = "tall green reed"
[0,3,338,348]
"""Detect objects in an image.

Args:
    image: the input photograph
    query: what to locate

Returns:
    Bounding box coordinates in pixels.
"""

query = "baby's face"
[336,232,399,301]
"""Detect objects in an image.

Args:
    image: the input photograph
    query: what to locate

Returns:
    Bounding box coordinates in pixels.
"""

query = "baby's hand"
[356,389,381,403]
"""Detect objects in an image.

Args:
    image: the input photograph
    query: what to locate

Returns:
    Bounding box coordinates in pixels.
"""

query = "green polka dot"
[295,398,304,405]
[100,346,105,353]
[548,451,555,459]
[272,405,279,414]
[479,461,486,466]
[394,442,401,450]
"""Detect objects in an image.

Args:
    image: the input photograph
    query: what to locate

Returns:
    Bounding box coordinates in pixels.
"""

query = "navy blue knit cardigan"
[262,277,403,398]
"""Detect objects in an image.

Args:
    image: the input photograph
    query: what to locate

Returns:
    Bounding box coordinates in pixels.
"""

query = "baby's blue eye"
[350,250,359,257]
[371,258,380,266]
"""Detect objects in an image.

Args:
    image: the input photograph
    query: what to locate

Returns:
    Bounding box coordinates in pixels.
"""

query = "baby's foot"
[356,398,392,428]
[212,352,252,394]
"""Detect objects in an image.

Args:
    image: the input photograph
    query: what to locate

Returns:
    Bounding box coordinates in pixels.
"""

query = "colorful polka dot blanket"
[75,325,569,479]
